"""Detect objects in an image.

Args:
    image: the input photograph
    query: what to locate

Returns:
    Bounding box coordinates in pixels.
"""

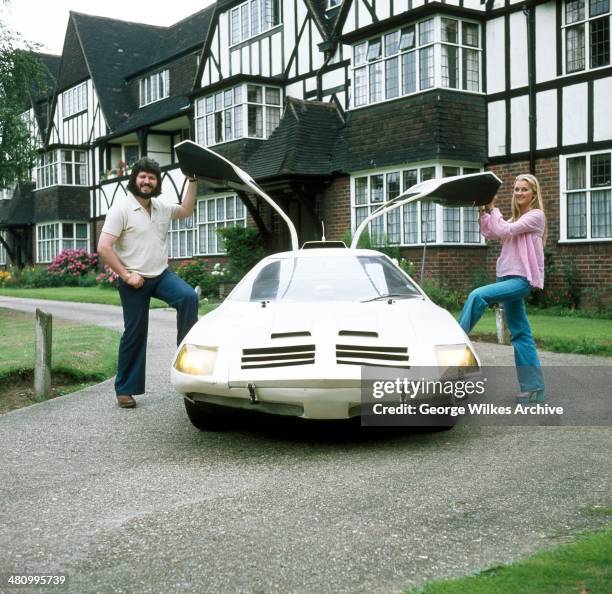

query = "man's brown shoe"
[116,395,136,408]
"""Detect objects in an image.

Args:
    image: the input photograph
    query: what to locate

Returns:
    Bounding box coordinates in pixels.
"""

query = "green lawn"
[0,307,119,381]
[406,524,612,594]
[0,286,219,314]
[458,309,612,356]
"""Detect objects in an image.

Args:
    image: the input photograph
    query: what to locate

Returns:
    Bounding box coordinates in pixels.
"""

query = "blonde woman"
[459,174,546,403]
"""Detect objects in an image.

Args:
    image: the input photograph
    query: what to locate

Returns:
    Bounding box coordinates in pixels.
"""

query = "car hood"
[183,299,469,362]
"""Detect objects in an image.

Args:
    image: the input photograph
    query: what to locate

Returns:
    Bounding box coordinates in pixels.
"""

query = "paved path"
[0,296,610,594]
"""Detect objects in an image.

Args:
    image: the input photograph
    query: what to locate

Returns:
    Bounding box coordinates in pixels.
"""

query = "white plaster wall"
[562,83,588,146]
[486,17,505,94]
[593,77,612,142]
[536,89,557,149]
[510,11,528,89]
[488,100,506,156]
[535,2,557,83]
[510,95,530,153]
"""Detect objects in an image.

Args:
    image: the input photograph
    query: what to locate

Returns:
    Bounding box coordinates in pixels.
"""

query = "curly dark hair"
[127,157,162,197]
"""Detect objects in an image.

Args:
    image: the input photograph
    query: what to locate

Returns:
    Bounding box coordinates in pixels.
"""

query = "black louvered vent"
[241,344,315,369]
[336,344,409,367]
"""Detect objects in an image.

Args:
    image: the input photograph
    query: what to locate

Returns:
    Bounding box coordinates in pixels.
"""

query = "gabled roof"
[70,12,165,130]
[247,97,345,179]
[29,53,61,134]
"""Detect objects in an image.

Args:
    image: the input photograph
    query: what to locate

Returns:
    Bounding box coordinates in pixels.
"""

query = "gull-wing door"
[175,140,299,251]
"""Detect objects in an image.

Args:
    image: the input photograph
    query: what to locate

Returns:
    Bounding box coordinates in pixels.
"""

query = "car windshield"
[229,254,423,303]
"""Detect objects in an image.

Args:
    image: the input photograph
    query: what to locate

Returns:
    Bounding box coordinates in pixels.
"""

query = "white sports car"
[172,141,499,430]
[171,244,480,429]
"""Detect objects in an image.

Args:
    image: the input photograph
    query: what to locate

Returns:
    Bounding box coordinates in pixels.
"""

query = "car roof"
[264,248,386,260]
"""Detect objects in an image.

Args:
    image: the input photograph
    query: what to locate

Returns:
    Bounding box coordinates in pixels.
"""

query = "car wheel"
[183,398,234,431]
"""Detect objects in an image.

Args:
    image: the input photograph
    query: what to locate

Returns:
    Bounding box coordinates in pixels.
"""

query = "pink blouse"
[480,208,545,289]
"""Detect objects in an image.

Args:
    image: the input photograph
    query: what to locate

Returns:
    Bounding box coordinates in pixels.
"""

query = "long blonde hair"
[512,174,547,244]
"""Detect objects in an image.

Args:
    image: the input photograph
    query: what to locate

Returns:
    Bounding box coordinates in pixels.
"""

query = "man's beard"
[133,186,154,199]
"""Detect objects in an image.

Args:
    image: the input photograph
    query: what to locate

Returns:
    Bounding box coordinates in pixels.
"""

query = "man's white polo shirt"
[101,192,181,277]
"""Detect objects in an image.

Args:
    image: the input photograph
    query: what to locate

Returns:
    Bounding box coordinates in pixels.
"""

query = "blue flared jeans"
[115,269,198,396]
[459,275,544,393]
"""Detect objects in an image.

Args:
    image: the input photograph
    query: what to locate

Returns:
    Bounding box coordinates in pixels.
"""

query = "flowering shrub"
[96,265,119,288]
[0,270,12,286]
[48,249,98,277]
[175,259,230,298]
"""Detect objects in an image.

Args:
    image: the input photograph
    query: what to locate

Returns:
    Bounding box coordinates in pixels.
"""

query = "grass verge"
[457,310,612,356]
[0,286,219,315]
[406,523,612,594]
[0,308,120,413]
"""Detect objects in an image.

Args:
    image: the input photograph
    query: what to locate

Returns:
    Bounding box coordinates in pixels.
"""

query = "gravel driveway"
[0,296,610,594]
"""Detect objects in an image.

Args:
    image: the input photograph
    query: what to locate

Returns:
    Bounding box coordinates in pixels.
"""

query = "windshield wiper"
[360,293,419,303]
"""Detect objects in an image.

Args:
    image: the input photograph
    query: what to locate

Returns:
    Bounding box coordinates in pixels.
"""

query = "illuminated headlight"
[434,344,479,370]
[174,344,217,376]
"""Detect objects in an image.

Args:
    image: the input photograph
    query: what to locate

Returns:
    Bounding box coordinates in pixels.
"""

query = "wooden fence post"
[35,308,52,398]
[495,306,509,345]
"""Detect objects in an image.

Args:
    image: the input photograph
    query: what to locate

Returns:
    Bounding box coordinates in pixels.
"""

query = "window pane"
[441,45,459,88]
[419,19,434,45]
[370,215,384,246]
[399,26,415,51]
[369,62,383,103]
[385,56,399,99]
[62,223,74,238]
[591,190,612,237]
[76,223,88,239]
[402,52,416,94]
[421,167,436,182]
[215,112,223,143]
[419,46,434,89]
[387,172,400,200]
[443,207,461,242]
[248,104,263,137]
[224,109,233,141]
[387,209,400,244]
[355,177,368,205]
[265,106,280,136]
[355,206,369,228]
[591,153,611,186]
[265,87,281,105]
[371,175,384,203]
[442,166,460,177]
[62,163,73,184]
[566,25,586,72]
[366,39,382,61]
[463,49,480,91]
[590,17,610,68]
[403,169,418,190]
[567,192,587,238]
[224,90,233,107]
[590,0,610,17]
[354,67,367,106]
[226,197,235,220]
[251,0,261,37]
[441,19,458,44]
[354,42,367,65]
[566,0,585,24]
[231,8,240,44]
[567,156,586,189]
[241,4,249,41]
[463,207,481,243]
[385,32,399,56]
[463,22,479,47]
[234,105,243,137]
[421,202,436,242]
[403,203,418,243]
[247,84,262,103]
[234,85,243,103]
[205,96,214,113]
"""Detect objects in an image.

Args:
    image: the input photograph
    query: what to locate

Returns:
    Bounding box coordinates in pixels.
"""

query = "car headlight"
[174,344,217,376]
[434,344,479,370]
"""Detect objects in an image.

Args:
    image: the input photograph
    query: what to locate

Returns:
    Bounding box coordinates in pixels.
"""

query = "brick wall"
[322,176,351,241]
[489,158,612,306]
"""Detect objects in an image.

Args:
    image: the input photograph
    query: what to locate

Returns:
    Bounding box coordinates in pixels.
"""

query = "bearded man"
[97,157,199,408]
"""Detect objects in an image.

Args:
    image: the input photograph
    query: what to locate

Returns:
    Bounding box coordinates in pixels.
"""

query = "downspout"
[524,2,537,175]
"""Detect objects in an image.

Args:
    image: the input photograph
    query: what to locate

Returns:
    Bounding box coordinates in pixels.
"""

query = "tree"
[0,6,47,190]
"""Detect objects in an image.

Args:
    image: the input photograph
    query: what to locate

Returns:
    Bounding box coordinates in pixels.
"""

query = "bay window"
[36,222,89,263]
[352,165,484,246]
[195,84,281,146]
[36,150,88,189]
[352,16,481,108]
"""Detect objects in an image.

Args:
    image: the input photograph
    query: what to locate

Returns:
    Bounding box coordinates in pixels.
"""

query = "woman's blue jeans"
[459,276,544,393]
[115,269,198,396]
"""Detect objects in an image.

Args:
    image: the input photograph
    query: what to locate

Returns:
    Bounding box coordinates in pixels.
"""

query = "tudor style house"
[1,0,610,303]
